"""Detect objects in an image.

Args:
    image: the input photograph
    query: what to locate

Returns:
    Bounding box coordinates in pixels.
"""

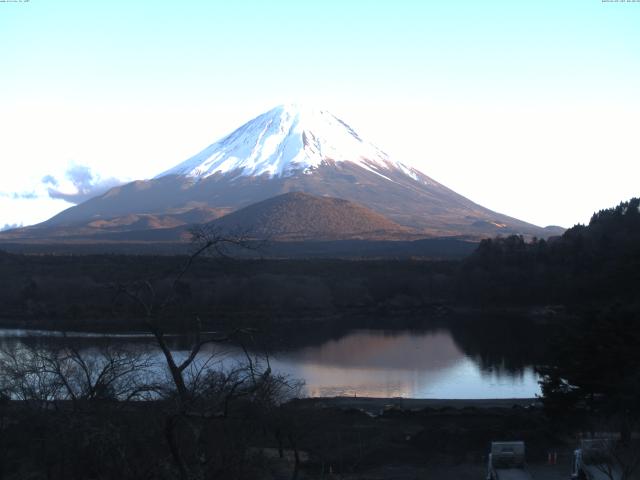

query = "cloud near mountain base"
[0,222,23,232]
[43,164,125,204]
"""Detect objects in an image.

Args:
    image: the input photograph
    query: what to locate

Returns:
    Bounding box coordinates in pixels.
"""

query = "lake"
[0,326,541,399]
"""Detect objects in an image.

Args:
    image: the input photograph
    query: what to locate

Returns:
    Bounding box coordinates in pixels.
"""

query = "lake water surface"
[0,327,541,399]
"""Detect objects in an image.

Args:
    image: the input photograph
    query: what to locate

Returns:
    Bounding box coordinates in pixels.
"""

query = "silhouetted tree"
[113,226,301,479]
[538,307,640,437]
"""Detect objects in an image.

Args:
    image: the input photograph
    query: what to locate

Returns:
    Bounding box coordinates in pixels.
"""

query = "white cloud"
[0,223,22,232]
[0,163,127,228]
[43,163,125,204]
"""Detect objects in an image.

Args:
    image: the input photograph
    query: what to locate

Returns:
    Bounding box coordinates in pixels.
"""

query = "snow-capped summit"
[157,104,420,181]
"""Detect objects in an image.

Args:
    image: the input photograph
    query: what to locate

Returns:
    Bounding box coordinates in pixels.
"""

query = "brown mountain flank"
[207,192,412,241]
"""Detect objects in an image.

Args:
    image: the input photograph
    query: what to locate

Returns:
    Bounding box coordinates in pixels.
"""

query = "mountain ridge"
[3,104,562,242]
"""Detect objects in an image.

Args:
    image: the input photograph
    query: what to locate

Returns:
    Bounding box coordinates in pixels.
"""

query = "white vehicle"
[571,439,622,480]
[487,441,533,480]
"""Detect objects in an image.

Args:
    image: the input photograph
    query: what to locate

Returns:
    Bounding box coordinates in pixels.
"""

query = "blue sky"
[1,0,639,228]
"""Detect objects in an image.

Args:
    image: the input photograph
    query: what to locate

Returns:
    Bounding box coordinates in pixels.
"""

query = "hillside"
[208,191,412,240]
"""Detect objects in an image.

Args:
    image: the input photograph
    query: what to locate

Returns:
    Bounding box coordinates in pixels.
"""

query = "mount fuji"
[3,104,562,243]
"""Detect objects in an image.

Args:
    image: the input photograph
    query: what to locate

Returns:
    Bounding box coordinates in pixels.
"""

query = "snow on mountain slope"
[156,104,423,182]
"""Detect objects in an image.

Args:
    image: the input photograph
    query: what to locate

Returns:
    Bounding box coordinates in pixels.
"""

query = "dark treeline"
[0,237,477,259]
[459,197,640,306]
[0,253,460,332]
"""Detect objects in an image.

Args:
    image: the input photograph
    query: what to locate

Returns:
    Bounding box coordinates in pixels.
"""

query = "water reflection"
[0,327,541,399]
[263,330,540,398]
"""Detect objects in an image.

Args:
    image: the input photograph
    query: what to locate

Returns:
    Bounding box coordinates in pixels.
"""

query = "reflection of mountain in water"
[281,330,462,370]
[266,329,539,398]
[278,331,465,397]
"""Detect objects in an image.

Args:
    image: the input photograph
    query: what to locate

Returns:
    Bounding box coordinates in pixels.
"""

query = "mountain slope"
[207,192,411,240]
[11,104,559,241]
[0,206,228,241]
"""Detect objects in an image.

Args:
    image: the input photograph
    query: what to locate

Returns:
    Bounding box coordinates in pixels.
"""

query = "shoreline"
[298,396,539,413]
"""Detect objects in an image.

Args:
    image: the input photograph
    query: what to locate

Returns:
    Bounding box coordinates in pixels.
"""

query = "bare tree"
[111,227,298,479]
[113,227,259,407]
[575,435,640,480]
[594,440,640,480]
[0,341,156,406]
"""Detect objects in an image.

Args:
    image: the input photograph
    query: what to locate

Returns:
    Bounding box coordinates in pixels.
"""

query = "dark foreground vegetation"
[0,198,639,479]
[0,394,598,480]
